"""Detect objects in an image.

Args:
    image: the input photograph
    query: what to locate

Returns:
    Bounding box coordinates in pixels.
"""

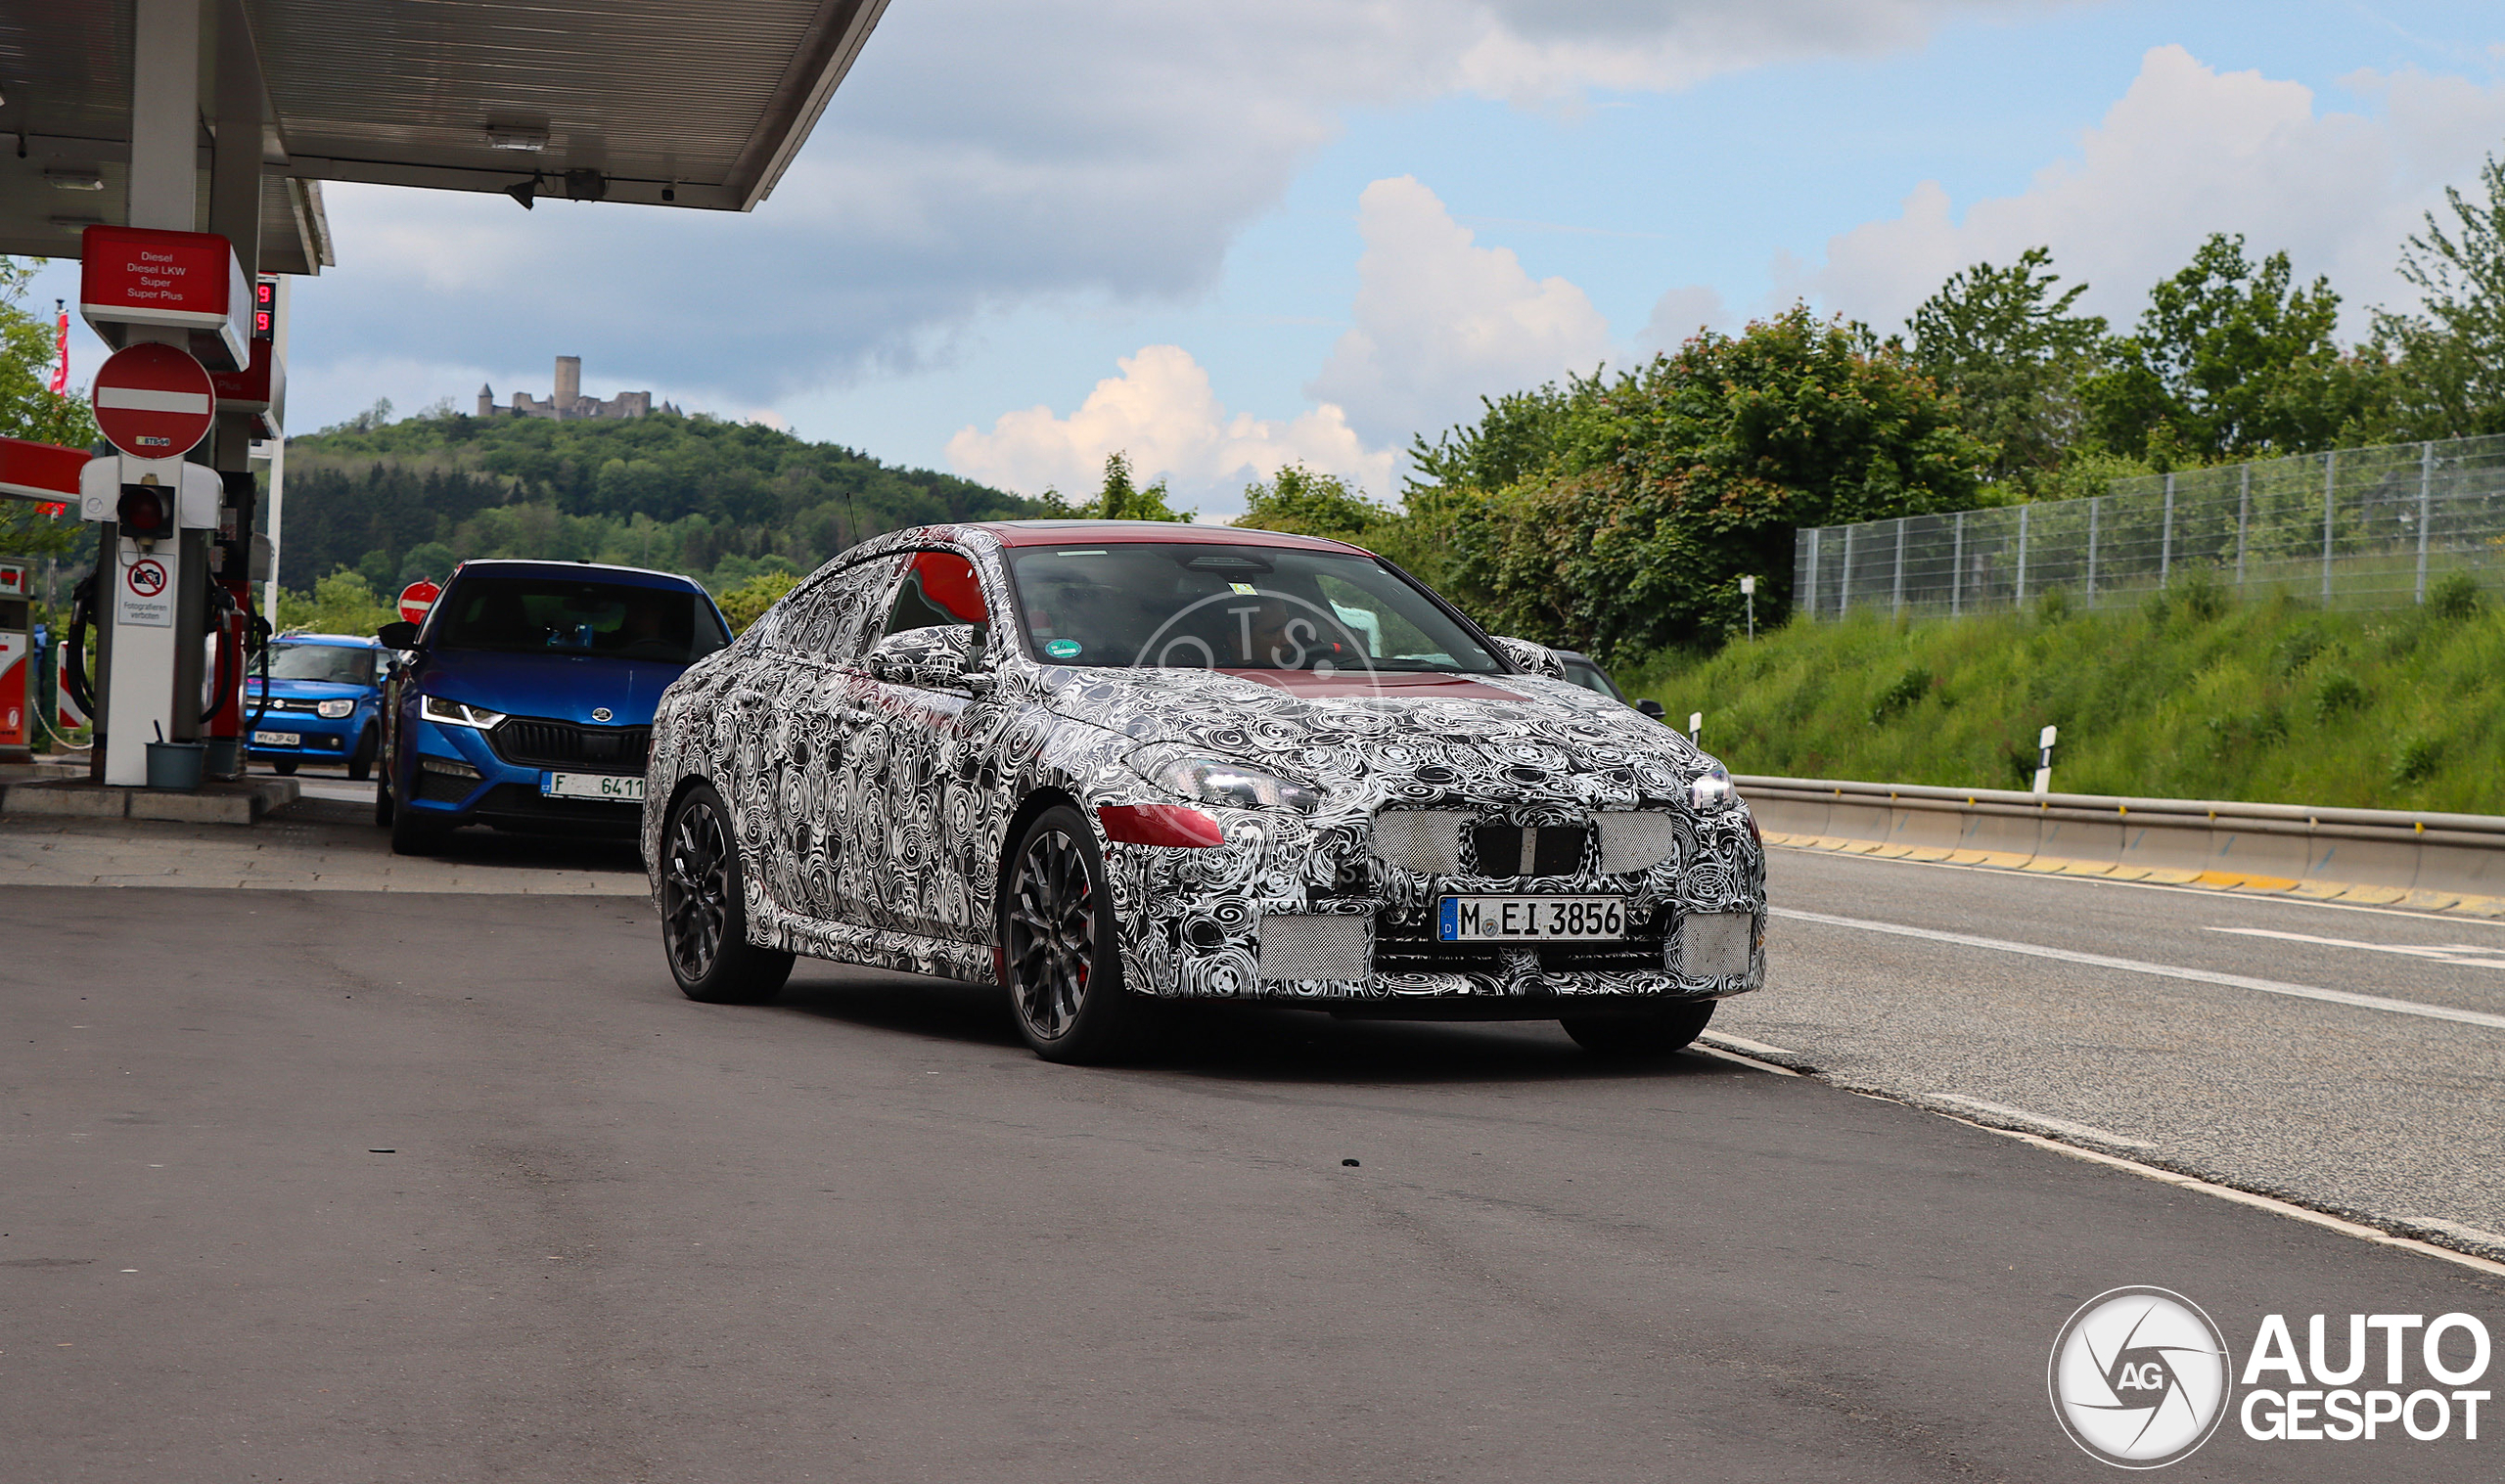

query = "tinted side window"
[778,556,908,666]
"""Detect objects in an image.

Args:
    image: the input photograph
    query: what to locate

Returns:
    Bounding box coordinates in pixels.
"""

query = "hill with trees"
[277,406,1049,598]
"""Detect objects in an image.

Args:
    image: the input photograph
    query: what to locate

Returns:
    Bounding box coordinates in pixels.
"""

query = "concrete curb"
[0,776,301,826]
[1739,775,2505,917]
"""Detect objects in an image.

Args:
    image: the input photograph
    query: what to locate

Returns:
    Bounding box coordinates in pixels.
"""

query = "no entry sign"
[92,342,216,460]
[398,579,441,626]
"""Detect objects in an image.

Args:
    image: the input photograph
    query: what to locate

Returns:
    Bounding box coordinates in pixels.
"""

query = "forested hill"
[277,409,1047,595]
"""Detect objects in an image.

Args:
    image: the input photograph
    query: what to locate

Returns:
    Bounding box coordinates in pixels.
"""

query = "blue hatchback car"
[374,560,732,854]
[246,633,388,778]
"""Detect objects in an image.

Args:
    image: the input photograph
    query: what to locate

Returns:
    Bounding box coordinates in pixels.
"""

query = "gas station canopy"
[0,0,892,268]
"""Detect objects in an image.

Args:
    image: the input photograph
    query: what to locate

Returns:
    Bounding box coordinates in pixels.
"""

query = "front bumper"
[401,716,642,836]
[244,712,362,761]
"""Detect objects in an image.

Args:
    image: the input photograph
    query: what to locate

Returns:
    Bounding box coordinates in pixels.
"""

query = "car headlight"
[1136,750,1324,812]
[422,695,507,729]
[316,698,355,719]
[1687,761,1739,817]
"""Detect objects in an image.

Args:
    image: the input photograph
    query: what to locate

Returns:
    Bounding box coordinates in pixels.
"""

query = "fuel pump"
[0,559,30,763]
[76,455,224,786]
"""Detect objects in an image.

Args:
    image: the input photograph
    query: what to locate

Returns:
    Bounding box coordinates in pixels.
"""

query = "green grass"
[1621,578,2505,814]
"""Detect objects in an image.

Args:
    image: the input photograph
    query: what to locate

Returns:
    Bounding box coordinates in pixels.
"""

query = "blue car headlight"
[422,695,507,729]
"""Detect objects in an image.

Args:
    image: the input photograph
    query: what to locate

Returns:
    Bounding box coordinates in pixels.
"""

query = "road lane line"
[1932,1113,2505,1280]
[1771,906,2505,1032]
[2205,925,2505,969]
[1928,1095,2153,1149]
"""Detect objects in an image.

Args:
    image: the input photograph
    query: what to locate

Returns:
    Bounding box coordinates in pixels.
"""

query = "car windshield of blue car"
[264,643,376,685]
[1004,544,1500,672]
[432,578,730,662]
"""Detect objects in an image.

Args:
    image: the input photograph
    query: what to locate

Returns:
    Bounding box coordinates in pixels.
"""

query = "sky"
[26,0,2505,517]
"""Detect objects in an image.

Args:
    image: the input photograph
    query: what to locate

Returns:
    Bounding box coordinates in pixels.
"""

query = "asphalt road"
[6,862,2502,1482]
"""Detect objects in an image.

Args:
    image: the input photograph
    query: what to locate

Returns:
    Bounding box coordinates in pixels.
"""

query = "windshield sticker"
[1044,639,1083,659]
[1228,581,1258,596]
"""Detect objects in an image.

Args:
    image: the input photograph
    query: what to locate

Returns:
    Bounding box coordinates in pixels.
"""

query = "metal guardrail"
[1735,775,2505,854]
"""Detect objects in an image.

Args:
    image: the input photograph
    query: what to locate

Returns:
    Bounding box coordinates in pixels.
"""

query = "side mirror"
[1487,634,1567,680]
[1635,698,1665,720]
[377,621,421,651]
[866,623,989,692]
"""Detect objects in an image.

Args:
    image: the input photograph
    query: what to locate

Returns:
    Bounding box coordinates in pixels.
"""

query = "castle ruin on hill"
[477,356,680,422]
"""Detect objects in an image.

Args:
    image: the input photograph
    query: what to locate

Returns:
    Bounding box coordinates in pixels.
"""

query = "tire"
[1562,999,1716,1058]
[273,758,298,776]
[1001,803,1143,1063]
[375,772,394,827]
[660,783,793,1004]
[347,727,376,781]
[389,791,448,856]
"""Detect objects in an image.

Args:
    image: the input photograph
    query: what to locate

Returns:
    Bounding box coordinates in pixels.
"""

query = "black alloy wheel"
[1002,804,1140,1062]
[1561,999,1717,1058]
[661,783,792,1004]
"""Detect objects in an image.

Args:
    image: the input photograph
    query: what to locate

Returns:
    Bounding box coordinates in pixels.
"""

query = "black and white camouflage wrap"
[645,523,1766,1008]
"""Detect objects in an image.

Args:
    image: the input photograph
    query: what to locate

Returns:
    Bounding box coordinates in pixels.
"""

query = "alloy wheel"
[664,796,734,981]
[1008,827,1096,1040]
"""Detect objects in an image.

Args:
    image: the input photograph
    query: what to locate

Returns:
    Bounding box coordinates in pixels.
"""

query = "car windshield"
[264,643,377,685]
[432,576,730,662]
[1561,658,1621,699]
[1004,543,1500,673]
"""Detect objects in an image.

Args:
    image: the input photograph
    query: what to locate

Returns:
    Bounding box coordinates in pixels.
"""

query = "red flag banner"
[49,303,68,395]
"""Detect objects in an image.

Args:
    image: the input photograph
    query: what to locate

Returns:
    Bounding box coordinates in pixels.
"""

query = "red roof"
[974,519,1369,554]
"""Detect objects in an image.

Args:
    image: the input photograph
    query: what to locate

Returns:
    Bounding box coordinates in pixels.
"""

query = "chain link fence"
[1794,432,2505,620]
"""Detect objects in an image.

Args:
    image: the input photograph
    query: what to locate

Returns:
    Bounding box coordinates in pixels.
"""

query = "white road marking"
[1927,1094,2154,1149]
[1700,1030,1798,1060]
[1687,1042,1799,1076]
[2206,925,2505,969]
[1771,906,2505,1032]
[1934,1112,2505,1280]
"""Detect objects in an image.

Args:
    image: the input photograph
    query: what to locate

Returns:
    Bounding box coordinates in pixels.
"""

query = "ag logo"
[2049,1287,2231,1468]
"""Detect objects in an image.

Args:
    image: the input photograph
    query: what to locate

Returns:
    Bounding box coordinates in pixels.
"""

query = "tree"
[276,568,396,637]
[1041,452,1193,521]
[1406,381,1582,503]
[2079,234,2386,463]
[2374,153,2505,439]
[1422,306,1988,661]
[1905,247,2106,489]
[0,258,100,562]
[1234,464,1392,542]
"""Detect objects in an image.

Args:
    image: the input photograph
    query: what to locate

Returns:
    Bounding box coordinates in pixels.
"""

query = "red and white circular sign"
[91,342,216,460]
[398,579,441,626]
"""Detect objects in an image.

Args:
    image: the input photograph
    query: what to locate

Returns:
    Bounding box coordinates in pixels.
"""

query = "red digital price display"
[252,276,277,340]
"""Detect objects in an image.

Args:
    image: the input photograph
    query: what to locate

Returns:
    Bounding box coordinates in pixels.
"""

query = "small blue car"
[374,560,732,854]
[246,633,388,778]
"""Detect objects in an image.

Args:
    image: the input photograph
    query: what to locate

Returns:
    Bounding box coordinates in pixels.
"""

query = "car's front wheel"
[272,758,298,776]
[660,783,792,1005]
[1002,804,1142,1063]
[1561,999,1716,1058]
[346,727,376,781]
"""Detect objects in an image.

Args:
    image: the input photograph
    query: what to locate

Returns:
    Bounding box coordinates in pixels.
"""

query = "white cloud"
[1637,284,1733,354]
[1807,45,2505,338]
[291,0,2034,411]
[1307,176,1616,445]
[945,344,1396,515]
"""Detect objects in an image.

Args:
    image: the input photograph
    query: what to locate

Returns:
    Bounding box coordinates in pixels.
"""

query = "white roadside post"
[1689,711,1704,747]
[2032,724,2058,796]
[1741,574,1756,640]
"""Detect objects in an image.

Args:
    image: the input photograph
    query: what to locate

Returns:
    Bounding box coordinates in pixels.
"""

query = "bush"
[2312,670,2367,719]
[2391,732,2444,786]
[1871,666,1932,724]
[2176,566,2229,622]
[2427,572,2482,621]
[717,569,798,634]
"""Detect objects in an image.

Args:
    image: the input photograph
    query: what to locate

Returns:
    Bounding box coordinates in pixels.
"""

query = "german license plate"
[251,730,298,746]
[542,771,645,802]
[1438,895,1625,941]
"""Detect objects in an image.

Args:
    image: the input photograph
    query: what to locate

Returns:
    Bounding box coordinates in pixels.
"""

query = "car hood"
[420,648,685,726]
[1036,663,1709,808]
[250,679,370,701]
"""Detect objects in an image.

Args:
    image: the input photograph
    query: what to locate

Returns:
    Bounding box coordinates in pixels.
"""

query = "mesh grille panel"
[1371,809,1471,874]
[1597,812,1681,874]
[1257,915,1371,980]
